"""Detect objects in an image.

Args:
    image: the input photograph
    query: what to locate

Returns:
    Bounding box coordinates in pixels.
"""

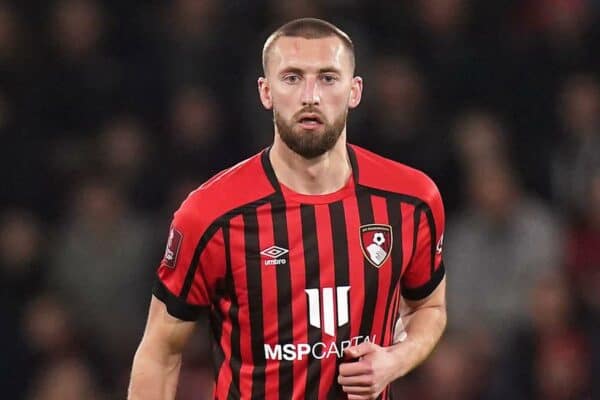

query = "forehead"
[267,36,351,73]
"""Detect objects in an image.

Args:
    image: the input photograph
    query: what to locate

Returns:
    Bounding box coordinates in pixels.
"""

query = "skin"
[128,34,447,400]
[258,36,362,195]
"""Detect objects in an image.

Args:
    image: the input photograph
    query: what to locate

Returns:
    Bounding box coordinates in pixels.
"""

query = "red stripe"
[401,203,415,275]
[256,203,280,398]
[228,214,253,397]
[343,195,364,339]
[383,287,400,346]
[215,298,233,399]
[286,205,308,399]
[314,204,337,400]
[370,195,392,345]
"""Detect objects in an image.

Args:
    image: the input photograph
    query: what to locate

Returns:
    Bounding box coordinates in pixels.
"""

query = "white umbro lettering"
[260,245,289,266]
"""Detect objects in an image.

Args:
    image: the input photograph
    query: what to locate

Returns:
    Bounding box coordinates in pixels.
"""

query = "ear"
[258,77,273,110]
[348,76,363,109]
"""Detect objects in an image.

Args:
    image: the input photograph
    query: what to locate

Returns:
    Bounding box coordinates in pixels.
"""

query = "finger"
[337,374,373,387]
[344,342,377,359]
[342,384,374,395]
[338,359,374,377]
[347,394,371,400]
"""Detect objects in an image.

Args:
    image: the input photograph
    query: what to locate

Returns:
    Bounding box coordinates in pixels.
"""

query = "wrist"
[385,342,411,381]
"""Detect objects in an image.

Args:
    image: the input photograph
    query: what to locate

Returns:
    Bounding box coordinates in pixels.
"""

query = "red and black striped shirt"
[154,144,445,400]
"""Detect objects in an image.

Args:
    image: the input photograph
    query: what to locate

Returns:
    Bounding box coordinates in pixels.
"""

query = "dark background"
[1,0,599,399]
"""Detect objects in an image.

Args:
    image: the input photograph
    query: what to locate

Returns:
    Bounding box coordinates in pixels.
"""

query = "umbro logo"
[260,245,289,266]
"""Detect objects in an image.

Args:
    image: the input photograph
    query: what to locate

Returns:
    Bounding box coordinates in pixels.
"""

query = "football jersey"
[154,144,445,400]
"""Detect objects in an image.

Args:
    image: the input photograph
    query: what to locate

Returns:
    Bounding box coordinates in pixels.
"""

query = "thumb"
[344,341,376,359]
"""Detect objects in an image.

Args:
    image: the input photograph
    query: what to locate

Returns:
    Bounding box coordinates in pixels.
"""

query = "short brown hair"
[262,18,355,74]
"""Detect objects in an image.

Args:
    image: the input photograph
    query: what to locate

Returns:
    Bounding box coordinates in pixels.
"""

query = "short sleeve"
[401,183,446,301]
[152,201,212,321]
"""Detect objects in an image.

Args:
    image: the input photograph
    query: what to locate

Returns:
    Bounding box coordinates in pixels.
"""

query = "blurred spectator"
[0,210,45,398]
[96,115,165,211]
[453,110,509,169]
[27,357,103,400]
[564,167,600,369]
[22,293,77,361]
[49,178,155,369]
[445,159,563,341]
[166,86,231,181]
[552,73,600,214]
[158,0,233,92]
[40,0,122,135]
[488,274,591,399]
[407,333,487,400]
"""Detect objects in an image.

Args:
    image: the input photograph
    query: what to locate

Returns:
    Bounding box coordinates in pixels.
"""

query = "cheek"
[324,91,350,115]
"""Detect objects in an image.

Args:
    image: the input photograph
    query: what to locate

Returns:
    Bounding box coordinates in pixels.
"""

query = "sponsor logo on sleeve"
[163,227,183,268]
[436,233,444,254]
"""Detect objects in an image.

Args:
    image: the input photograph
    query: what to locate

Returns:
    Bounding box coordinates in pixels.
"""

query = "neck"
[270,129,351,195]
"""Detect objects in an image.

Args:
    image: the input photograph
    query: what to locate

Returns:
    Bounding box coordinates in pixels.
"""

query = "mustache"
[293,107,326,120]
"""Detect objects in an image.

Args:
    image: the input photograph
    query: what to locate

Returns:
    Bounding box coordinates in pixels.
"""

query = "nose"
[301,76,320,106]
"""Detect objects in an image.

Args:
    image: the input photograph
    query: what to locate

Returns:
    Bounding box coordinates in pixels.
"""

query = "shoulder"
[350,144,443,210]
[174,150,276,231]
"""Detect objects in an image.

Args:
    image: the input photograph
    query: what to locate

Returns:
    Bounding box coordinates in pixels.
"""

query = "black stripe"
[180,222,221,299]
[327,200,351,400]
[357,190,377,338]
[423,207,437,276]
[402,262,445,300]
[357,186,424,207]
[222,220,241,399]
[411,208,421,274]
[301,204,321,400]
[347,144,360,183]
[243,210,266,399]
[152,279,206,321]
[180,196,274,300]
[211,227,227,369]
[271,197,294,399]
[379,198,403,346]
[261,147,282,193]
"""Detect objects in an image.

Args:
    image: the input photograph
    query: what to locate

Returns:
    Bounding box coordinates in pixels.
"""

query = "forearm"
[387,304,447,380]
[128,342,182,400]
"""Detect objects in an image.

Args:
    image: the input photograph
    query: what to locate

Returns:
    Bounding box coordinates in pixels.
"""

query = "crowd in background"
[1,0,599,399]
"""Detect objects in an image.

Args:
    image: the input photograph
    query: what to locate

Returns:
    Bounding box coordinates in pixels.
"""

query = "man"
[129,18,447,400]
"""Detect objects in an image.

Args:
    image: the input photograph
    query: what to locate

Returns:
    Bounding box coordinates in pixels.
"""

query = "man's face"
[259,36,362,158]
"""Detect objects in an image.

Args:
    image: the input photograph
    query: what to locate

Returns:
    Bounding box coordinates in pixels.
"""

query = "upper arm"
[153,195,224,321]
[403,276,446,313]
[401,180,446,301]
[140,295,196,357]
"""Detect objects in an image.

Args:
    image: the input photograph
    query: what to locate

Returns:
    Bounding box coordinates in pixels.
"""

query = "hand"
[337,342,399,400]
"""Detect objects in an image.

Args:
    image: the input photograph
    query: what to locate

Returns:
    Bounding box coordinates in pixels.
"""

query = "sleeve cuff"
[152,279,207,321]
[401,262,445,301]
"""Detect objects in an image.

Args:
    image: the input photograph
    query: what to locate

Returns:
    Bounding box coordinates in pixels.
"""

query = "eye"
[283,74,300,84]
[321,74,338,84]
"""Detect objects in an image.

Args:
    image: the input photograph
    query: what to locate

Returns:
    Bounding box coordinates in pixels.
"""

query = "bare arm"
[388,276,447,379]
[128,295,196,400]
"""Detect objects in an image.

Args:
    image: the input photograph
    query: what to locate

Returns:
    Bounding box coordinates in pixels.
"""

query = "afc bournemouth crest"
[360,224,393,268]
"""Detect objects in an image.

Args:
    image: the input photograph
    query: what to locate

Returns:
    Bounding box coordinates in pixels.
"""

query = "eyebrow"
[279,66,342,75]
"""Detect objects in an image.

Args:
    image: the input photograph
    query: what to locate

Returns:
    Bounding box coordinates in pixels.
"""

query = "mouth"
[297,113,324,129]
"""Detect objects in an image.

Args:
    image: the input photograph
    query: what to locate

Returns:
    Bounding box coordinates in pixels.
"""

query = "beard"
[274,107,347,159]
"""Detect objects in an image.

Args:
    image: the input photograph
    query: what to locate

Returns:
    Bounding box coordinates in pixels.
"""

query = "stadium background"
[1,0,599,399]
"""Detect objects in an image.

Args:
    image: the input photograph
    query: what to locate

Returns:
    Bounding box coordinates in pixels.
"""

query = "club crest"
[359,224,393,268]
